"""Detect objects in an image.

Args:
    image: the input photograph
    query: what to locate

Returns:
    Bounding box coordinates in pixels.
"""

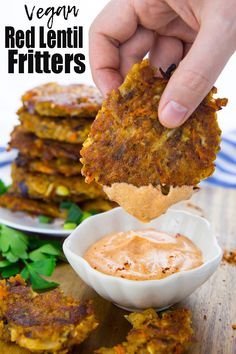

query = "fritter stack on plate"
[0,83,116,219]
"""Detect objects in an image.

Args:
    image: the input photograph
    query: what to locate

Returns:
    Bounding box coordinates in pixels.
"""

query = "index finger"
[89,0,137,96]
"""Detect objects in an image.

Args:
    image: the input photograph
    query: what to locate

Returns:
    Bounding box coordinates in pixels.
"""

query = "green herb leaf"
[1,263,20,278]
[60,201,73,210]
[30,272,59,291]
[20,266,29,280]
[38,215,53,224]
[0,179,8,195]
[25,262,59,291]
[29,257,56,277]
[2,251,19,263]
[0,225,28,260]
[61,201,94,228]
[0,224,64,289]
[28,252,48,261]
[81,211,92,222]
[27,236,62,250]
[29,244,64,262]
[67,204,83,224]
[88,209,99,215]
[60,201,83,223]
[0,260,11,268]
[63,222,77,230]
[37,244,63,256]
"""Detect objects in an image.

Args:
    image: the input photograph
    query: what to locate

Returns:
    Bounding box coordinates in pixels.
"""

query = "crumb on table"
[223,250,236,265]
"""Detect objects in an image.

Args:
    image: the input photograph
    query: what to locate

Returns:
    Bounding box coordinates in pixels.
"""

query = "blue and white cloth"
[0,148,17,185]
[204,130,236,188]
[0,131,236,188]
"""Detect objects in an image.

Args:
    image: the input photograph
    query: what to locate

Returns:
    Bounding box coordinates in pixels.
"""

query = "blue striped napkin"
[204,130,236,188]
[0,131,236,188]
[0,148,17,184]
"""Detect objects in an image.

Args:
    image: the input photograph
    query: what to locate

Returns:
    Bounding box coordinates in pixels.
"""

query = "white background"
[0,0,235,146]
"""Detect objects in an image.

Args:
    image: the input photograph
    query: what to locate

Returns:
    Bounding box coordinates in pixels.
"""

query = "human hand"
[89,0,236,128]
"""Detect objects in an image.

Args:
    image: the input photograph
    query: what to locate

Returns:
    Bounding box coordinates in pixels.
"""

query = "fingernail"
[160,100,188,127]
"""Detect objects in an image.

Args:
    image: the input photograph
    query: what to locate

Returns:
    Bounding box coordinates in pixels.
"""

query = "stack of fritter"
[0,83,115,218]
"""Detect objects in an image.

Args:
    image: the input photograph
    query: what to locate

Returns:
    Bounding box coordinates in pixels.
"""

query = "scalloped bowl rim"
[63,207,222,285]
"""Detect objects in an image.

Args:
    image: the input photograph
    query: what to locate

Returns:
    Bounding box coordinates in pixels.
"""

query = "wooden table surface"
[1,186,236,354]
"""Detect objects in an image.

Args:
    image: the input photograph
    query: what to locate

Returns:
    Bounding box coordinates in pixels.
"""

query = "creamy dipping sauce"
[84,229,203,280]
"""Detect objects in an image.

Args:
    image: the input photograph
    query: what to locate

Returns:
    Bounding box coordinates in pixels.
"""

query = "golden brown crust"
[0,275,98,353]
[22,82,102,118]
[10,126,82,161]
[11,164,105,203]
[0,193,115,218]
[81,60,226,187]
[15,154,82,177]
[95,308,193,354]
[19,110,92,144]
[0,193,67,218]
[81,198,117,212]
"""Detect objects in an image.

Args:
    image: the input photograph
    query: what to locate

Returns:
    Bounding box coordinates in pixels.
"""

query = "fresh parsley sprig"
[0,224,65,291]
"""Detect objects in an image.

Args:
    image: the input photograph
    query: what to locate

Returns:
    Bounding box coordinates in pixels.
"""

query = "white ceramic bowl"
[63,208,222,311]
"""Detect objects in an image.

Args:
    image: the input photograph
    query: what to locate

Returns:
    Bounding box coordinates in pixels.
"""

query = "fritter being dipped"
[11,164,105,203]
[0,275,98,353]
[81,60,227,221]
[22,82,102,117]
[15,154,82,177]
[95,308,193,354]
[19,109,92,144]
[10,126,82,161]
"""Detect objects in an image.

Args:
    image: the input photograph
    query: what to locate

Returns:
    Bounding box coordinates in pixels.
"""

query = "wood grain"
[1,186,236,353]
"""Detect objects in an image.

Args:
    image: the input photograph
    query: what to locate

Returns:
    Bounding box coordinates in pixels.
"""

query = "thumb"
[158,22,236,128]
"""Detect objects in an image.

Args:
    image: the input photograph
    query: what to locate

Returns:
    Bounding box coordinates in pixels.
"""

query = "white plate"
[0,207,71,236]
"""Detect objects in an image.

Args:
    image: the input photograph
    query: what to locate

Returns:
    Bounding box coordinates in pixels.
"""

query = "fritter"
[0,194,115,218]
[96,308,193,354]
[19,109,92,144]
[0,193,67,218]
[22,82,102,117]
[0,275,98,353]
[11,164,105,203]
[10,126,82,161]
[81,198,117,212]
[15,154,82,177]
[81,59,227,187]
